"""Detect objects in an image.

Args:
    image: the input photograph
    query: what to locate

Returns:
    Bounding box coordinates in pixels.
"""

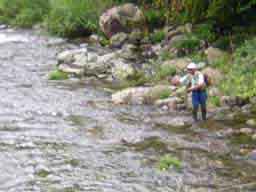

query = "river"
[0,28,255,192]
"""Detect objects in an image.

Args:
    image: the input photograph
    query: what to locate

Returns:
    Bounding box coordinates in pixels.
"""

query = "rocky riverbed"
[0,27,255,192]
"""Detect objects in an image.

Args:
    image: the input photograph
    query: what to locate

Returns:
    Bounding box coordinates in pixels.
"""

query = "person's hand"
[171,76,180,86]
[187,87,193,92]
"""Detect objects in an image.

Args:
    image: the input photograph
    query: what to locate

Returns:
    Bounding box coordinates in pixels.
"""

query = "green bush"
[173,34,201,55]
[221,37,256,98]
[158,154,182,171]
[159,89,171,100]
[45,0,112,37]
[209,96,221,107]
[155,64,176,81]
[149,30,165,44]
[144,8,166,30]
[194,23,216,43]
[213,36,231,50]
[159,50,175,61]
[0,0,49,27]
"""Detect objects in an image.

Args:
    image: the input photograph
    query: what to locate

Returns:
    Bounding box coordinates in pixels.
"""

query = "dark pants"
[192,90,207,121]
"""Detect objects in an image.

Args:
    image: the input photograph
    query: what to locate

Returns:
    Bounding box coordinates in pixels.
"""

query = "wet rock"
[141,44,156,59]
[241,104,252,114]
[128,30,144,45]
[252,134,256,140]
[248,150,256,161]
[83,53,113,75]
[0,24,7,30]
[57,48,87,64]
[88,34,101,44]
[153,115,191,127]
[112,58,135,80]
[151,44,162,56]
[112,85,171,105]
[57,47,137,82]
[239,128,254,135]
[117,44,139,60]
[110,32,128,48]
[58,63,84,75]
[155,97,184,111]
[204,47,227,64]
[99,3,145,38]
[246,119,256,127]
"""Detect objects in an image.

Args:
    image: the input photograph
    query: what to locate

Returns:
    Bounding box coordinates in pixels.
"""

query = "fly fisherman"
[172,63,207,122]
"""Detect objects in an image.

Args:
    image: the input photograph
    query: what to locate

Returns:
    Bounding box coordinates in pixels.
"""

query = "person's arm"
[179,75,190,86]
[187,73,205,92]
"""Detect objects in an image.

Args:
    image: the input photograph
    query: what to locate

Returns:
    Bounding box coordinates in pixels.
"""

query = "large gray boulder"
[99,3,145,38]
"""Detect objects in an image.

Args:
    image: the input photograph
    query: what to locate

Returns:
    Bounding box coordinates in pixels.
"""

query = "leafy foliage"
[159,89,171,100]
[45,0,112,37]
[221,38,256,98]
[0,0,49,27]
[173,34,201,55]
[149,30,165,44]
[144,8,166,30]
[158,154,182,171]
[48,70,69,80]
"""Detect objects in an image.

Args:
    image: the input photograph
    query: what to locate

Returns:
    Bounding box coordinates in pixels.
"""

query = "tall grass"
[0,0,49,27]
[46,0,113,37]
[0,0,113,37]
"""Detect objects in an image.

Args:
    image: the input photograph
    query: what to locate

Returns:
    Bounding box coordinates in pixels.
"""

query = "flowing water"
[0,28,255,192]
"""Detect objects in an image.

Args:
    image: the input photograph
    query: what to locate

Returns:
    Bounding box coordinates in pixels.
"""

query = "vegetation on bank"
[0,0,256,98]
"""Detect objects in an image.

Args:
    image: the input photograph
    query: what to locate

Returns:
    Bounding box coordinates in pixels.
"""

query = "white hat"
[187,62,197,69]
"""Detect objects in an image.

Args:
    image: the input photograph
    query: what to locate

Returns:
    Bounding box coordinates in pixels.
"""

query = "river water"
[0,28,255,192]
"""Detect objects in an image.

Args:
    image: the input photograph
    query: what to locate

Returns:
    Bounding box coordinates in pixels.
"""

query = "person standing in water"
[172,63,207,121]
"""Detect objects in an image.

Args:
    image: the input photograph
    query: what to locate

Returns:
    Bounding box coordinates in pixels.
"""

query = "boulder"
[57,47,136,81]
[58,63,84,75]
[166,24,192,42]
[110,32,128,48]
[88,34,101,44]
[99,3,145,38]
[112,85,171,105]
[246,119,256,127]
[239,128,254,135]
[112,59,135,81]
[162,58,192,72]
[117,44,139,61]
[155,96,184,111]
[204,47,227,64]
[57,48,88,64]
[128,30,144,45]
